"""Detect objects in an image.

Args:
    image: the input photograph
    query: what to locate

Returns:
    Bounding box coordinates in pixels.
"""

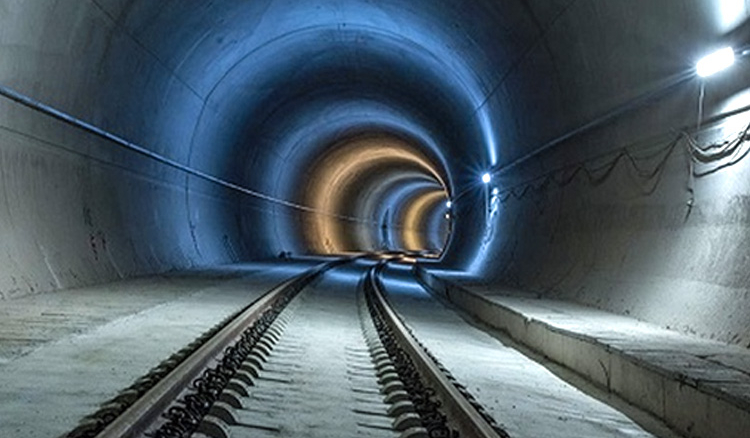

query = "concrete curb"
[414,266,750,438]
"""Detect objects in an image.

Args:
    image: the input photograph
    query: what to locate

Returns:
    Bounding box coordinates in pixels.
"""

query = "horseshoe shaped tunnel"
[3,2,750,438]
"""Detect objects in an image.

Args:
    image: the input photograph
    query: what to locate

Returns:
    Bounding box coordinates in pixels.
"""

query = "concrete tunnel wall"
[2,1,750,349]
[473,1,750,347]
[0,0,496,298]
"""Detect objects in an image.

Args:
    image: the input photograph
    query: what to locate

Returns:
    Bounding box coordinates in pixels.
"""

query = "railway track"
[64,257,508,438]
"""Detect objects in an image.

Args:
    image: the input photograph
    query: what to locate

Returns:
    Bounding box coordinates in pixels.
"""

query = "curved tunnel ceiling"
[4,0,747,300]
[166,0,504,262]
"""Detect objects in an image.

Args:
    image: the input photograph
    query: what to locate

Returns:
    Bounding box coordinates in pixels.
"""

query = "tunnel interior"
[292,130,450,255]
[1,0,510,289]
[3,1,750,436]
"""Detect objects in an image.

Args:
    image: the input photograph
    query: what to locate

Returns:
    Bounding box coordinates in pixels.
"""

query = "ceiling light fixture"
[697,47,735,77]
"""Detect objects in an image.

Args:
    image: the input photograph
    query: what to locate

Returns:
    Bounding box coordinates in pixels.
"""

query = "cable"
[0,83,378,225]
[684,119,750,177]
[495,115,750,203]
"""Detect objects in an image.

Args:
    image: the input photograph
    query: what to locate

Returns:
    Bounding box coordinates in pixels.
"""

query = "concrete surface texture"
[0,261,314,437]
[221,263,399,438]
[418,266,750,438]
[381,264,681,438]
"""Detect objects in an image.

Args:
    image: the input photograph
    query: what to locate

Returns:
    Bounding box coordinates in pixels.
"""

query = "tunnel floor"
[381,264,679,438]
[218,262,398,438]
[0,258,682,437]
[0,261,318,438]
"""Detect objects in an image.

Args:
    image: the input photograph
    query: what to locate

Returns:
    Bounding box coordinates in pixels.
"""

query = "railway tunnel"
[2,1,750,437]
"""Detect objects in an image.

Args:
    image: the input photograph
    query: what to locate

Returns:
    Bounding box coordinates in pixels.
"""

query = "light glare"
[719,0,747,31]
[697,47,735,77]
[481,172,491,184]
[446,200,452,208]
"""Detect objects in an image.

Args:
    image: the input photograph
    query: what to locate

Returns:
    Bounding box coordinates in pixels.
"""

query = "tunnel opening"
[290,130,451,256]
[396,188,451,257]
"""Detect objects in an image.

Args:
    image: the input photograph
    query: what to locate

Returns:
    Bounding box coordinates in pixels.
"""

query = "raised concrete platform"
[0,260,316,438]
[384,264,679,438]
[416,267,750,438]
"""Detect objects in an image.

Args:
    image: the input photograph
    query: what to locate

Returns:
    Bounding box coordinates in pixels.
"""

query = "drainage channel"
[64,259,348,438]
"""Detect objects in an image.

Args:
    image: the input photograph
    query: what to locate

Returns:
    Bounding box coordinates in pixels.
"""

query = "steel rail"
[367,263,505,438]
[94,262,334,438]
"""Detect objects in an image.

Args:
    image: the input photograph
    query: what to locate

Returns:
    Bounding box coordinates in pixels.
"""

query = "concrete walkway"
[383,264,682,438]
[0,260,315,438]
[417,266,750,438]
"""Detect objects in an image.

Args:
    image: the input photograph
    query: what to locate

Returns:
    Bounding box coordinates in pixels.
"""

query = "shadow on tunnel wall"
[479,9,750,347]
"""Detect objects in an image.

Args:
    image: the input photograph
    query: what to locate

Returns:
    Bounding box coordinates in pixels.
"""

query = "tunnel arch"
[4,0,750,350]
[288,130,449,255]
[182,22,496,263]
